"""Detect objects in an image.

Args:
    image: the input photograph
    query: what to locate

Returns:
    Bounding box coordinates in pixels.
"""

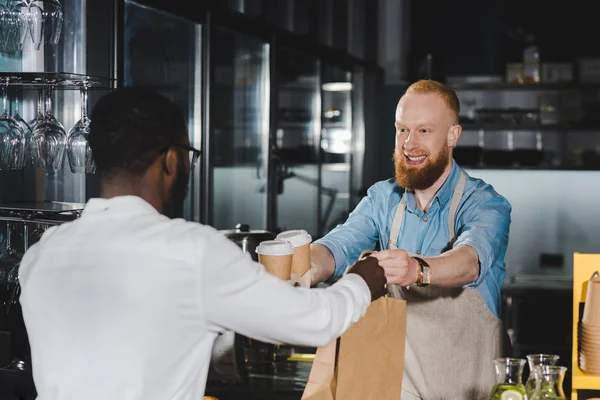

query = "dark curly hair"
[88,87,187,177]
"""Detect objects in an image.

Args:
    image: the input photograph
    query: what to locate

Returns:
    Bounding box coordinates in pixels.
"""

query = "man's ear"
[448,124,462,147]
[163,148,179,176]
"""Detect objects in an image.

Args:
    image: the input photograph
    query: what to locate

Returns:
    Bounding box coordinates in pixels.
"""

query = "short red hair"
[405,80,460,123]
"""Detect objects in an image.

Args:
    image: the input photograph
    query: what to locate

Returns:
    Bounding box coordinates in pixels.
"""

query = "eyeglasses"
[168,143,202,171]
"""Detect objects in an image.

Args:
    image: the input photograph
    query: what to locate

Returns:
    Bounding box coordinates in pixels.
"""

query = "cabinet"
[501,281,573,393]
[452,82,600,170]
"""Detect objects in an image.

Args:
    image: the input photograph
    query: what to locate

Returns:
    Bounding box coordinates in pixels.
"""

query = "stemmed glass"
[27,87,46,168]
[11,85,35,168]
[67,84,95,174]
[0,80,25,170]
[0,2,20,54]
[11,0,63,50]
[31,85,66,171]
[5,222,29,316]
[0,222,22,286]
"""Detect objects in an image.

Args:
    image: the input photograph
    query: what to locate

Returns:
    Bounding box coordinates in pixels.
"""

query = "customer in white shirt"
[18,88,386,400]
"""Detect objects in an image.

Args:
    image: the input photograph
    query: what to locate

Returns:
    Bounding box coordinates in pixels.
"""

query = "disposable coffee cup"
[584,278,600,326]
[255,240,295,280]
[276,230,312,277]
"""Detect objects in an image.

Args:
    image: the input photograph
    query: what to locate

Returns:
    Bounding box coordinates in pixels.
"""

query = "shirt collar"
[404,159,461,213]
[82,196,160,216]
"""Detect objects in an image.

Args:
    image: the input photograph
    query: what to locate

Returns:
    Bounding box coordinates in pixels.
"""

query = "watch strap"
[413,257,431,287]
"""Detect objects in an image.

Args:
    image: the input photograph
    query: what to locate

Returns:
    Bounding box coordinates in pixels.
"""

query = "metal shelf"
[461,123,600,132]
[0,202,83,224]
[0,72,115,90]
[450,82,600,91]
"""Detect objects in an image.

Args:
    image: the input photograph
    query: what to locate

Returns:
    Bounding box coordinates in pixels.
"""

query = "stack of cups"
[580,277,600,374]
[276,230,313,285]
[255,240,295,281]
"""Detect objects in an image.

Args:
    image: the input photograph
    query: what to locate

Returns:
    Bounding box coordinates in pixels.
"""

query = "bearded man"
[310,79,513,400]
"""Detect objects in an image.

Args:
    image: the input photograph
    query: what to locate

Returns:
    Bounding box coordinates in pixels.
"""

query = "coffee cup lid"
[255,240,295,256]
[276,230,312,247]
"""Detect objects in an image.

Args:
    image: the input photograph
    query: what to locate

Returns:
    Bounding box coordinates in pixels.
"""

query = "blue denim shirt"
[315,160,512,317]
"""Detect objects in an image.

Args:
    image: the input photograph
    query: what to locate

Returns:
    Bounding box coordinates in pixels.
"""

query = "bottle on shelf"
[523,34,541,83]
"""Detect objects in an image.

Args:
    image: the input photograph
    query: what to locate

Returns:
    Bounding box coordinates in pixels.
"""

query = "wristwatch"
[413,257,431,287]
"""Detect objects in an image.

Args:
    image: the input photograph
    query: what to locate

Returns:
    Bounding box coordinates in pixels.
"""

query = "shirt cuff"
[455,239,491,287]
[333,272,371,322]
[313,238,347,280]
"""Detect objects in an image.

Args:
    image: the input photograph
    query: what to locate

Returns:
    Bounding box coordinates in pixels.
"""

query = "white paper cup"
[256,240,295,281]
[276,230,312,277]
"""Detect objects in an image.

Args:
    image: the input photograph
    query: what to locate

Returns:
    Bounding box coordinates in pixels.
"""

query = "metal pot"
[219,223,275,262]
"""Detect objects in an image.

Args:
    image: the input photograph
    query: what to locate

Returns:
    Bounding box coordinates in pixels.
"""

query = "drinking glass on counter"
[525,354,560,396]
[490,358,527,400]
[529,365,566,399]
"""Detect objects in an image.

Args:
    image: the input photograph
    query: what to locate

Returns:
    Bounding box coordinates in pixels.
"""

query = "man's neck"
[414,162,453,212]
[99,179,163,214]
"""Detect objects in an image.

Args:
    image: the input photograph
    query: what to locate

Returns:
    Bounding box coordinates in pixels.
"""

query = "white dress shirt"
[19,196,371,400]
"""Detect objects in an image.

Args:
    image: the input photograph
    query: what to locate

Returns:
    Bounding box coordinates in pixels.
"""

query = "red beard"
[394,145,450,191]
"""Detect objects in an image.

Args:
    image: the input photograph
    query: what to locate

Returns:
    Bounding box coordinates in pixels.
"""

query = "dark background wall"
[407,0,600,79]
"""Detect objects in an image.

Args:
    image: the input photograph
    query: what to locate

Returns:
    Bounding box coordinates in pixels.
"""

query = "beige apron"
[387,171,502,400]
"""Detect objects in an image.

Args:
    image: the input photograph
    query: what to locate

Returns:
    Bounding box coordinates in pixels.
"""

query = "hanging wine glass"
[67,84,95,174]
[0,2,20,54]
[0,221,22,285]
[11,85,34,168]
[11,0,63,50]
[27,87,46,168]
[31,85,66,171]
[0,80,25,170]
[43,84,64,130]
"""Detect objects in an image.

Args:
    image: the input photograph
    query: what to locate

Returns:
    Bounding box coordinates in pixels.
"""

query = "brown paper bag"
[302,297,407,400]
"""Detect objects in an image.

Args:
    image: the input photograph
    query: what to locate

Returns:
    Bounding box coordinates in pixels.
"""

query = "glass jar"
[529,365,567,399]
[490,358,528,400]
[525,354,560,397]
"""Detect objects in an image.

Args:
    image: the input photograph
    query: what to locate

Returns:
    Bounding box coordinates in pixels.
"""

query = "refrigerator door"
[210,28,270,231]
[273,49,320,237]
[123,0,203,222]
[320,64,353,236]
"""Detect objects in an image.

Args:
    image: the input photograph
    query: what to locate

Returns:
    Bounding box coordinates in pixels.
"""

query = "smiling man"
[310,80,512,399]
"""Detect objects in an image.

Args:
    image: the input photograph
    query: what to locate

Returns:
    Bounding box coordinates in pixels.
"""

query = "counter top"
[206,275,575,399]
[205,360,311,400]
[502,281,573,291]
[502,274,573,291]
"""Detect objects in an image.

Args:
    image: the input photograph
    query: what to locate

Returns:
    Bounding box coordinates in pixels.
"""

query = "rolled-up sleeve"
[314,184,381,280]
[453,190,512,287]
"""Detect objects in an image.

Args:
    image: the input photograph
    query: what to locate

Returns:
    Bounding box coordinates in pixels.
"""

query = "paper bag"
[302,297,407,400]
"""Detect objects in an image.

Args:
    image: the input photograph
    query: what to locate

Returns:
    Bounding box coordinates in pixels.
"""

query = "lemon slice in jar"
[501,390,523,400]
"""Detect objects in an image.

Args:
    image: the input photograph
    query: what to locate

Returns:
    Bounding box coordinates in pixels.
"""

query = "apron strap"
[388,196,406,249]
[388,171,467,249]
[447,171,467,242]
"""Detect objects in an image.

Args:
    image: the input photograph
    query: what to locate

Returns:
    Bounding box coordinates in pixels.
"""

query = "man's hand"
[372,249,419,287]
[347,256,387,301]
